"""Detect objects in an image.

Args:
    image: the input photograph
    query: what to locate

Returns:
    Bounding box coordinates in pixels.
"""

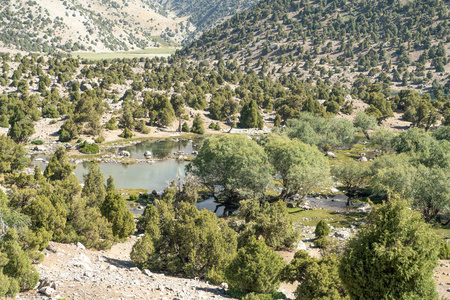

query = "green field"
[72,47,177,61]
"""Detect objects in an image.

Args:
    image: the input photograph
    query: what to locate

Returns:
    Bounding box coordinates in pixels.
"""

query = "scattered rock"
[76,242,86,250]
[39,286,56,297]
[220,282,228,290]
[46,243,57,253]
[297,241,307,251]
[119,150,131,157]
[326,152,336,158]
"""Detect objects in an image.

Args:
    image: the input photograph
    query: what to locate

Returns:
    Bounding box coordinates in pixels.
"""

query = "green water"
[73,139,202,191]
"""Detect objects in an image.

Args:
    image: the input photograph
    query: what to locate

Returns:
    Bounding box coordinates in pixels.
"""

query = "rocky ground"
[18,237,235,300]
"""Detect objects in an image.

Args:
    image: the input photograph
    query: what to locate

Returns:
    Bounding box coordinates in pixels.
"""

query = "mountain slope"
[180,0,450,92]
[0,0,193,53]
[156,0,258,35]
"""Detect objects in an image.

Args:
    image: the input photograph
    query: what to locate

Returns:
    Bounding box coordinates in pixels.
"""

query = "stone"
[220,282,228,290]
[108,265,118,271]
[76,242,86,250]
[334,231,351,239]
[357,156,368,162]
[46,243,57,253]
[39,286,56,297]
[297,241,307,251]
[119,150,131,157]
[143,269,153,277]
[80,83,92,91]
[326,152,336,158]
[357,203,372,213]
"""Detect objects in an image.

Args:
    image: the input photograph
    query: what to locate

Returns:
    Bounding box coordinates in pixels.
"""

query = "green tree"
[353,112,378,140]
[181,122,190,132]
[263,135,329,199]
[44,147,75,181]
[0,135,26,173]
[120,127,133,139]
[339,200,439,300]
[239,199,297,249]
[315,220,330,238]
[131,200,237,280]
[82,163,106,207]
[332,161,368,205]
[101,191,134,238]
[0,229,39,293]
[191,114,205,134]
[239,100,263,129]
[282,251,348,300]
[187,135,272,203]
[225,237,286,294]
[8,104,35,143]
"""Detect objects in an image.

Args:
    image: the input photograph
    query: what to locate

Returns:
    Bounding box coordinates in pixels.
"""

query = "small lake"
[75,139,202,191]
[33,138,236,216]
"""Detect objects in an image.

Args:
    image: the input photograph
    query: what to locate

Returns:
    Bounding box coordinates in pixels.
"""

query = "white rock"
[297,241,307,251]
[220,282,228,290]
[76,242,86,250]
[39,286,56,297]
[108,265,118,271]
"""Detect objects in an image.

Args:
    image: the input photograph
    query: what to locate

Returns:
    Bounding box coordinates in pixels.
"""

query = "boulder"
[220,282,228,290]
[297,241,307,251]
[108,265,117,271]
[39,286,56,297]
[326,152,336,158]
[142,269,153,277]
[46,243,57,253]
[143,151,152,158]
[119,150,131,157]
[334,230,351,239]
[358,203,372,213]
[76,242,86,250]
[357,156,368,162]
[80,83,92,91]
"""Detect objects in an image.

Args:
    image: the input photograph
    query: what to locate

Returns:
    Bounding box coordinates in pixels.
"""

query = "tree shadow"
[195,286,228,297]
[103,256,135,269]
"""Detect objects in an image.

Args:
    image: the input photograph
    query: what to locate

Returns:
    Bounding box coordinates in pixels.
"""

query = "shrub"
[225,237,286,294]
[105,117,118,130]
[95,136,105,143]
[30,140,43,145]
[439,240,450,259]
[120,127,133,139]
[79,141,99,154]
[315,220,330,238]
[182,122,190,132]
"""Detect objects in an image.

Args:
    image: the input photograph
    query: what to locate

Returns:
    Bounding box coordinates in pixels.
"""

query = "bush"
[315,220,330,238]
[95,136,105,143]
[439,240,450,259]
[314,236,331,249]
[120,127,133,139]
[131,200,237,278]
[225,237,285,294]
[30,140,44,145]
[105,117,118,130]
[182,122,190,132]
[340,200,439,299]
[79,141,99,154]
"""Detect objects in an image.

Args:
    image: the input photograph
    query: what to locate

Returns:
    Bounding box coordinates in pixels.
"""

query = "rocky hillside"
[0,0,194,53]
[19,238,235,299]
[180,0,450,92]
[155,0,258,37]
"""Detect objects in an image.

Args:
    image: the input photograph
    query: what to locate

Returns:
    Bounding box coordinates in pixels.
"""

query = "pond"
[74,139,202,190]
[33,138,239,216]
